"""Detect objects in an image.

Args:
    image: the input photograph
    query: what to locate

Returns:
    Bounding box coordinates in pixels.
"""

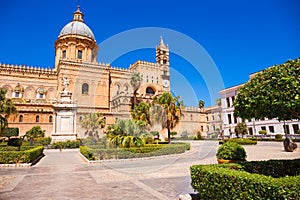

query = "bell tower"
[156,36,170,91]
[156,36,169,66]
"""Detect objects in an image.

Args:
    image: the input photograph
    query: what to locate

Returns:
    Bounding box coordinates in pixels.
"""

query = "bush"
[80,143,190,160]
[216,141,246,160]
[3,128,19,138]
[221,138,257,145]
[259,130,267,135]
[7,138,23,150]
[190,159,300,199]
[0,146,44,164]
[275,134,283,140]
[52,140,80,149]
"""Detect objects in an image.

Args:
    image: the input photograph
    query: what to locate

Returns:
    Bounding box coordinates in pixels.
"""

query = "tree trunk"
[167,127,171,144]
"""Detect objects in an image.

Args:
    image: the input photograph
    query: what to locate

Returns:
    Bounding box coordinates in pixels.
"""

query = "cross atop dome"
[73,6,84,22]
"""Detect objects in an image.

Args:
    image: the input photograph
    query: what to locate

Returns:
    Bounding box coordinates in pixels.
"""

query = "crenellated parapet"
[0,63,57,78]
[129,60,158,70]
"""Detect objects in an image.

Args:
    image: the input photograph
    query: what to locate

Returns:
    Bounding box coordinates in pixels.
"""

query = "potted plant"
[216,141,246,164]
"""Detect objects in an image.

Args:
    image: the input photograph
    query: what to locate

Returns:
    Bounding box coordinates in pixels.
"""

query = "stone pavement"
[0,141,299,200]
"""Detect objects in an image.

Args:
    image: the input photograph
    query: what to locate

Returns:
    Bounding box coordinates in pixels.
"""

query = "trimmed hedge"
[191,159,300,199]
[220,138,257,145]
[80,143,190,160]
[0,146,44,164]
[52,140,80,149]
[250,138,300,142]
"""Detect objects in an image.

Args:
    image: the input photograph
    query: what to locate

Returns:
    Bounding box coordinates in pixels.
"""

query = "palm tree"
[234,122,248,138]
[0,88,17,137]
[80,112,106,141]
[131,102,150,127]
[153,92,183,143]
[130,72,142,109]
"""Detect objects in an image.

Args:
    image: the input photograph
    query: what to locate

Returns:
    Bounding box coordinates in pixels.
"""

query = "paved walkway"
[0,141,299,200]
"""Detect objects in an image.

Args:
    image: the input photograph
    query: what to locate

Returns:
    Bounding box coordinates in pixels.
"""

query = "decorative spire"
[158,35,168,49]
[73,5,84,22]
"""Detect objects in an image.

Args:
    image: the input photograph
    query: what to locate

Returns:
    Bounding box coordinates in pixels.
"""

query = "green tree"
[130,72,142,109]
[0,88,17,137]
[106,119,145,148]
[153,92,183,143]
[25,126,45,146]
[234,122,248,138]
[81,113,106,140]
[131,102,150,127]
[234,58,300,125]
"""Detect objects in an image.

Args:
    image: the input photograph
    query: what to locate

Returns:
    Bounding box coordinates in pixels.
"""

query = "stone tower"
[156,36,170,92]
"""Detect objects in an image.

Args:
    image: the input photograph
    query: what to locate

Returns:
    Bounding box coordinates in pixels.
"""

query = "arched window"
[19,115,23,123]
[49,116,53,123]
[146,87,155,95]
[82,83,89,95]
[36,115,40,123]
[79,116,83,122]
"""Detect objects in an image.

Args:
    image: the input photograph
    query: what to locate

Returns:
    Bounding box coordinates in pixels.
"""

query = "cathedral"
[0,6,183,141]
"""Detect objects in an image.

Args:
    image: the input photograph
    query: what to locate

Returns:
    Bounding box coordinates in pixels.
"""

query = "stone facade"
[0,6,178,139]
[220,83,300,137]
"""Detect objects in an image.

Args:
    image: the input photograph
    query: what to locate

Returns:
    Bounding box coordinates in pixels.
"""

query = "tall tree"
[0,88,17,137]
[234,58,300,125]
[153,92,183,143]
[130,72,142,109]
[131,102,150,127]
[81,112,106,140]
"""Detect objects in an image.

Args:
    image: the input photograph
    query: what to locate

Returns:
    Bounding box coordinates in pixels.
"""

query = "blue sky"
[1,0,299,106]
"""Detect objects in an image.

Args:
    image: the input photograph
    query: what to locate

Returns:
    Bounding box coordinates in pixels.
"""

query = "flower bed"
[80,143,190,160]
[190,159,300,199]
[0,146,44,164]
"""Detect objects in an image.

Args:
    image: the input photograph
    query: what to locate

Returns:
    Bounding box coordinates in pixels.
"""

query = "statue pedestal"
[52,89,77,142]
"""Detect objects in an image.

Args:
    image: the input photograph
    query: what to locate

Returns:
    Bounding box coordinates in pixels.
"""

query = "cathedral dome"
[59,21,95,40]
[58,6,95,40]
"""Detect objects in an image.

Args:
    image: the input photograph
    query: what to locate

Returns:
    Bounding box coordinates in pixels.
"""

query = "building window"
[49,116,53,123]
[226,97,230,108]
[156,77,159,83]
[15,92,20,98]
[79,116,83,122]
[212,115,215,121]
[228,114,232,124]
[234,116,237,124]
[39,93,44,99]
[201,126,204,132]
[269,126,274,133]
[292,124,299,134]
[248,127,253,135]
[261,126,266,131]
[146,87,155,95]
[231,96,235,105]
[36,115,40,123]
[283,125,290,134]
[146,75,148,83]
[62,50,66,59]
[82,83,89,95]
[190,114,193,121]
[206,115,208,121]
[77,50,83,59]
[19,115,23,123]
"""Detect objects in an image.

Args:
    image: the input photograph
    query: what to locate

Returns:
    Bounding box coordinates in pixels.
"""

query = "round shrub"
[259,130,267,135]
[216,141,247,160]
[275,134,283,140]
